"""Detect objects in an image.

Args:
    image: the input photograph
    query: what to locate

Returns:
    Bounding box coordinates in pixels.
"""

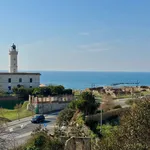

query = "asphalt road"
[113,98,132,108]
[2,111,59,149]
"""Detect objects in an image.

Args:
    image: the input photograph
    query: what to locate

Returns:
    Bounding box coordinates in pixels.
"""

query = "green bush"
[48,138,64,150]
[15,129,65,150]
[34,135,46,147]
[57,108,75,126]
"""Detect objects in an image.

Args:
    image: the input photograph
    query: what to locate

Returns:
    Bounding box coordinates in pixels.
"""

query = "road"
[2,111,59,149]
[113,98,133,108]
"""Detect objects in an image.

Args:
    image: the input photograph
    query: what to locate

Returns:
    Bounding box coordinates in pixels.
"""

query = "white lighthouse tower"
[9,43,18,73]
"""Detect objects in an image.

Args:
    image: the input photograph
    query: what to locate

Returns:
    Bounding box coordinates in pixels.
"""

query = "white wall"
[0,74,40,92]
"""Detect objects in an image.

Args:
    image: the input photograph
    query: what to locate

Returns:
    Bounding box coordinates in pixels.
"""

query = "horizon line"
[0,70,150,73]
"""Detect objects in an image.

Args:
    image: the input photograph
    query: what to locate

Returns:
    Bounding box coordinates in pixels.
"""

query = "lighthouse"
[0,43,41,92]
[9,43,18,73]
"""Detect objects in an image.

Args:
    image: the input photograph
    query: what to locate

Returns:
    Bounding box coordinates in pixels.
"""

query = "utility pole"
[100,102,103,133]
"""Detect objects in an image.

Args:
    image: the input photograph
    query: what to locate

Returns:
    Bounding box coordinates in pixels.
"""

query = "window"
[30,86,32,88]
[8,78,11,83]
[30,78,32,83]
[19,78,22,82]
[14,64,15,66]
[8,86,11,90]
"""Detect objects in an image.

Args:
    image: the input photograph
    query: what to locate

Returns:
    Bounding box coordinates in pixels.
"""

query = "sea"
[39,71,150,90]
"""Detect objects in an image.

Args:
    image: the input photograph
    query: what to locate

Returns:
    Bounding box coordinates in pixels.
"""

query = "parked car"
[31,115,45,123]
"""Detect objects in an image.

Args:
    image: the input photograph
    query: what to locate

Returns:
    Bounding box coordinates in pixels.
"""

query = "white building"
[0,44,41,92]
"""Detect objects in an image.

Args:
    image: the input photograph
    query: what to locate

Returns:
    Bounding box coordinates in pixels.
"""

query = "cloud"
[78,42,110,52]
[78,32,90,36]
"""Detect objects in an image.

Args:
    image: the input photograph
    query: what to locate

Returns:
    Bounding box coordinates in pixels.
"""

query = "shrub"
[57,108,75,126]
[48,138,64,150]
[125,99,138,105]
[15,127,65,150]
[34,135,46,147]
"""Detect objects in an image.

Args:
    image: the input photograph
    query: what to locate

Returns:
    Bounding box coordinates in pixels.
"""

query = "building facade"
[0,44,41,92]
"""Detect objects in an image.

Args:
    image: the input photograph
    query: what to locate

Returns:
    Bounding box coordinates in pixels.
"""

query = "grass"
[115,91,150,99]
[141,91,150,96]
[0,101,34,121]
[114,94,133,99]
[73,90,82,96]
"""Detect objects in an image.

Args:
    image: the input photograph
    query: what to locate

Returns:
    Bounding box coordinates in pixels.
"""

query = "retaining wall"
[35,102,69,114]
[27,95,74,114]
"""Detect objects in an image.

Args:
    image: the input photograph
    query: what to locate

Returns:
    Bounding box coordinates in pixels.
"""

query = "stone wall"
[27,95,74,114]
[85,107,129,122]
[35,102,69,114]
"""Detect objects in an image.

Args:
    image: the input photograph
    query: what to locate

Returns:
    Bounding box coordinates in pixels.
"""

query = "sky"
[0,0,150,72]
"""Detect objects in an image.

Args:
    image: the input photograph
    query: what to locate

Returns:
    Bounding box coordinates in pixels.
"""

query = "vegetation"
[12,87,33,99]
[0,90,9,96]
[125,98,139,105]
[79,91,99,115]
[55,91,101,139]
[68,91,99,115]
[14,103,22,120]
[94,99,150,150]
[12,89,150,150]
[57,108,75,126]
[55,91,100,140]
[114,94,133,99]
[101,95,114,112]
[0,101,33,121]
[13,126,64,150]
[12,85,72,99]
[141,90,150,96]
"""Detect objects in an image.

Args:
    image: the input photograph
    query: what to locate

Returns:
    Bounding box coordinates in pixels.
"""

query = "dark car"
[31,115,45,123]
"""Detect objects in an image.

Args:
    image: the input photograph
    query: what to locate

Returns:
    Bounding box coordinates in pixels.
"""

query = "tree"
[33,87,51,97]
[68,91,99,115]
[49,85,65,96]
[97,99,150,150]
[12,87,29,99]
[77,91,99,115]
[63,89,72,95]
[32,85,66,97]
